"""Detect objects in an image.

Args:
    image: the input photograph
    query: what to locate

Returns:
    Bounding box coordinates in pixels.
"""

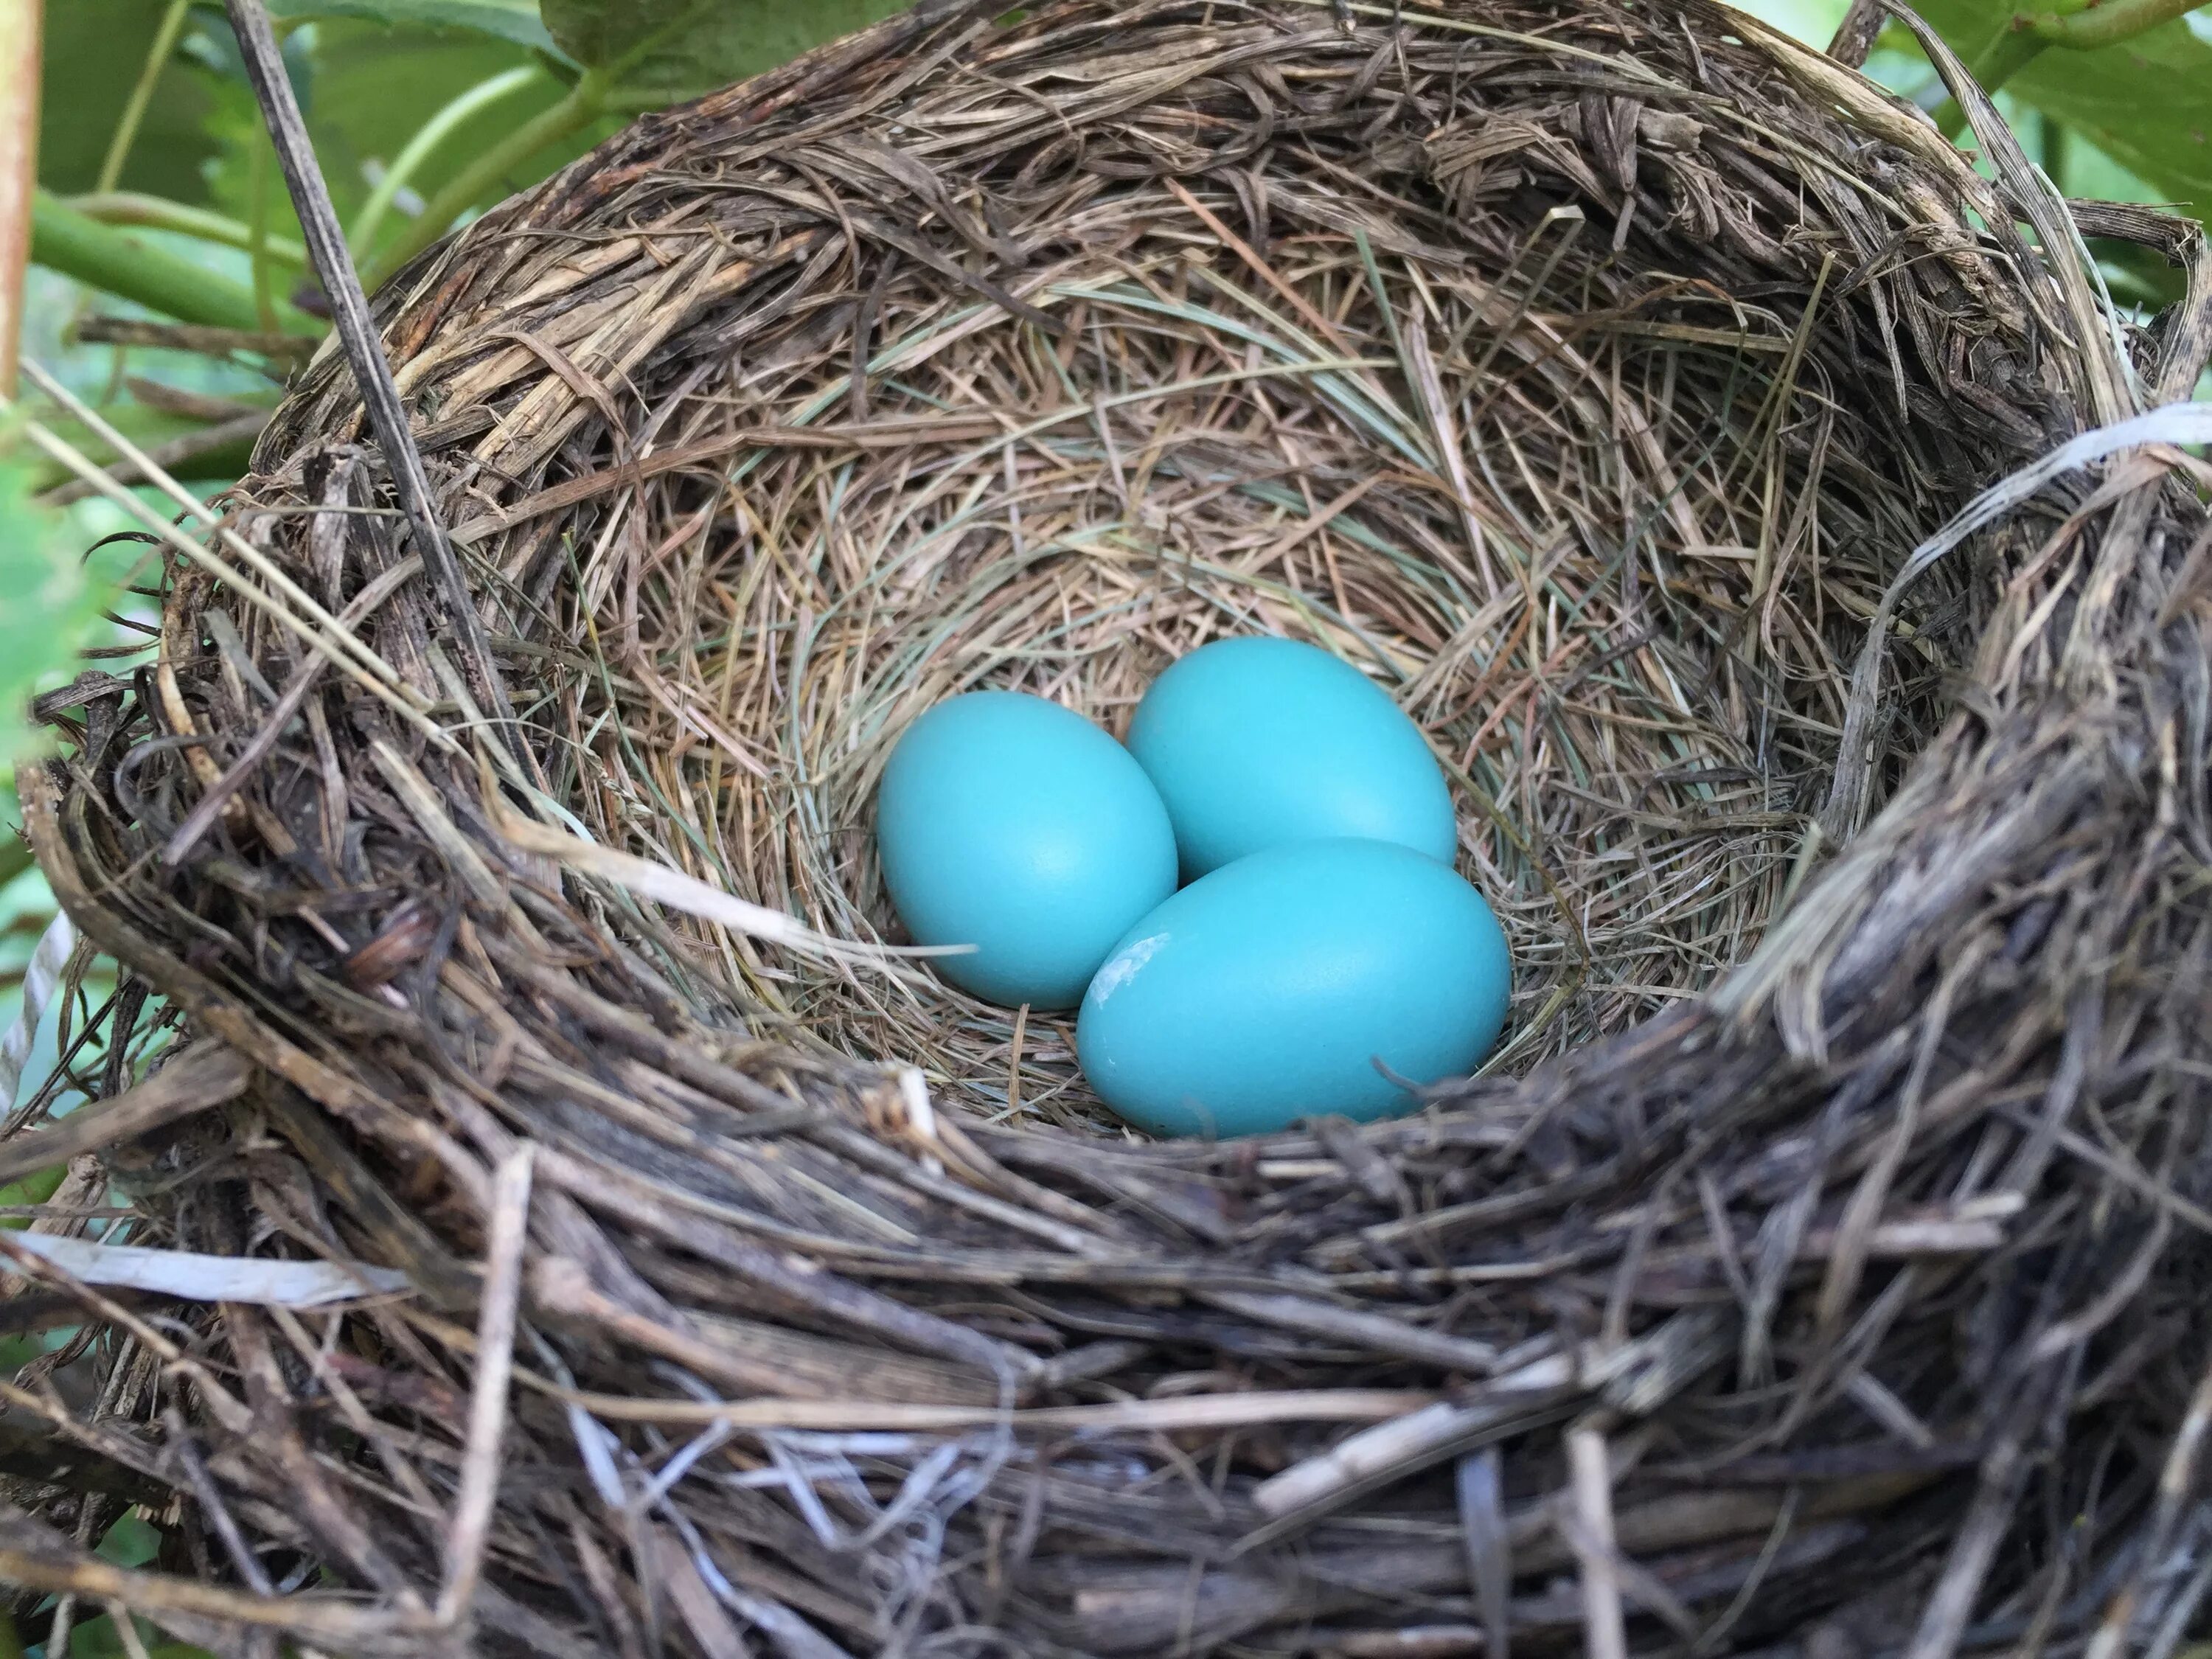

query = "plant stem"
[0,0,41,400]
[2027,0,2209,48]
[352,0,717,288]
[94,0,192,195]
[362,70,612,290]
[248,135,278,333]
[1935,27,2049,136]
[351,64,543,254]
[2039,109,2069,188]
[29,190,318,335]
[1933,0,2208,136]
[605,84,711,114]
[65,192,307,267]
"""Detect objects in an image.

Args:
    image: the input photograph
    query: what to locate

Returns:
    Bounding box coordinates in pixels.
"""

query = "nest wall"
[10,1,2212,1656]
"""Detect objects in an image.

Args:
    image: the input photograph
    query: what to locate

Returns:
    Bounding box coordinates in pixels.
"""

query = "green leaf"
[0,1162,66,1231]
[38,0,220,204]
[182,19,323,259]
[100,1513,162,1567]
[540,0,920,92]
[1907,0,2212,223]
[0,459,108,766]
[265,0,560,54]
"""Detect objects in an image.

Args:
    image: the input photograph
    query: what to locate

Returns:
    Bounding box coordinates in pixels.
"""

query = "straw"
[8,1,2211,1655]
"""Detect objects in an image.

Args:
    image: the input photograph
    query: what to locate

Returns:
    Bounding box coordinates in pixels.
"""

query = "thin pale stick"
[1568,1425,1629,1659]
[439,1146,532,1623]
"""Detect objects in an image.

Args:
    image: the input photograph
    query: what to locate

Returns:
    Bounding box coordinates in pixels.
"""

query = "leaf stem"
[351,64,544,254]
[2038,108,2069,184]
[94,0,192,195]
[1933,0,2208,135]
[362,69,613,291]
[248,136,278,334]
[604,84,710,114]
[355,0,723,293]
[1935,29,2049,136]
[29,190,317,335]
[63,192,307,268]
[2026,0,2209,49]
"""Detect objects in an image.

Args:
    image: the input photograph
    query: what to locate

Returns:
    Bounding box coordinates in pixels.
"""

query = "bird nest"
[11,1,2212,1655]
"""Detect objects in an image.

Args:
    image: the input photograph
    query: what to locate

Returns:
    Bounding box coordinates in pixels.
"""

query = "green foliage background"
[0,0,2207,1650]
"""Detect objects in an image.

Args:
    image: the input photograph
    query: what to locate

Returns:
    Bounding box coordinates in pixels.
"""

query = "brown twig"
[72,315,318,362]
[0,1043,250,1185]
[41,409,269,504]
[10,3,2209,1655]
[220,0,517,748]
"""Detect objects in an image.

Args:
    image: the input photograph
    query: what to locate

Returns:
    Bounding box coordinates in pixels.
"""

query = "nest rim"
[12,1,2212,1656]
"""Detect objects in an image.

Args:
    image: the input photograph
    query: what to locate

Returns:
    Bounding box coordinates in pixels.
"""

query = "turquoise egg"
[1077,839,1512,1138]
[876,691,1177,1009]
[1127,636,1457,877]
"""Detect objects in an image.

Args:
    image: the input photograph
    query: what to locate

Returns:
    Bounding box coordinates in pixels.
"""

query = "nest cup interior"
[509,40,1983,1126]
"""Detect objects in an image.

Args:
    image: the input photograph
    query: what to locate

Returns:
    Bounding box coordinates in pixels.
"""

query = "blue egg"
[1077,838,1511,1138]
[876,691,1177,1009]
[1127,636,1458,878]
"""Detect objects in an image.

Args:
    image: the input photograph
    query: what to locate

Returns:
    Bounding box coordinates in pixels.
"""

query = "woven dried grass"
[10,1,2212,1655]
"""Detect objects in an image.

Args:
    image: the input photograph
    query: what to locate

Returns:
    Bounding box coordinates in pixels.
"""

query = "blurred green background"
[0,0,2207,1648]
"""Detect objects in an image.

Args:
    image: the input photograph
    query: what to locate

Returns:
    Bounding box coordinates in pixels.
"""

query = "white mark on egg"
[1088,933,1169,1004]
